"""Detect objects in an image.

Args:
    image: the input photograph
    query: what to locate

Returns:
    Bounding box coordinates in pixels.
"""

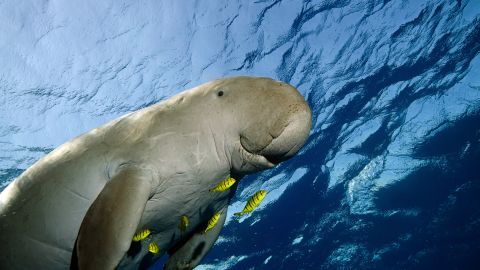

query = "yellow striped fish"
[132,228,151,242]
[209,177,236,192]
[178,215,189,232]
[204,212,221,233]
[148,242,160,255]
[234,190,267,217]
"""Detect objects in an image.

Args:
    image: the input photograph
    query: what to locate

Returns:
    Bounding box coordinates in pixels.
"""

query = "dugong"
[0,76,312,269]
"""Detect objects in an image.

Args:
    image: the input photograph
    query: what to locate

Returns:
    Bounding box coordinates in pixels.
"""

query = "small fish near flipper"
[165,207,228,270]
[178,215,189,232]
[132,228,151,242]
[137,241,161,269]
[209,177,236,192]
[148,242,160,255]
[204,212,221,233]
[234,190,267,217]
[127,228,151,258]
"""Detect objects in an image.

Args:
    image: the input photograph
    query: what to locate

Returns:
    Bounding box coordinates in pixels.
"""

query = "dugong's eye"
[217,90,224,97]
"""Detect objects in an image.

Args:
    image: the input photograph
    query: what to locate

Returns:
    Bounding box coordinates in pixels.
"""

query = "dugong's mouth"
[235,110,311,174]
[232,88,312,174]
[262,153,286,165]
[237,138,277,171]
[236,132,295,173]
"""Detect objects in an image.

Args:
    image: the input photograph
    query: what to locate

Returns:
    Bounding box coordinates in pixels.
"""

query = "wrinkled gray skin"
[0,76,312,270]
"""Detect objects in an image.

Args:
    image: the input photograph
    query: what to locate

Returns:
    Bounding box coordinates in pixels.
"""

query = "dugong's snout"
[260,102,312,164]
[232,78,312,173]
[259,88,312,164]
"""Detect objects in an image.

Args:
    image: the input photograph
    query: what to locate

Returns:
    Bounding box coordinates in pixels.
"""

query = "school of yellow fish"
[131,176,268,257]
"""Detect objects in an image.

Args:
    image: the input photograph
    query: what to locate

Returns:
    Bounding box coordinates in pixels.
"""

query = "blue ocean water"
[1,0,479,269]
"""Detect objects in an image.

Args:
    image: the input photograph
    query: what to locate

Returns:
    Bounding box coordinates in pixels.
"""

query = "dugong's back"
[0,130,110,269]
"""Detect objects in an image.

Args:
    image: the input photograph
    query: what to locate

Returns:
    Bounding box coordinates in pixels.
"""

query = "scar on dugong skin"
[0,76,312,269]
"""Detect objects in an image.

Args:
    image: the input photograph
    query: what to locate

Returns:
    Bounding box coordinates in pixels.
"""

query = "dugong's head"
[162,76,311,269]
[196,76,312,174]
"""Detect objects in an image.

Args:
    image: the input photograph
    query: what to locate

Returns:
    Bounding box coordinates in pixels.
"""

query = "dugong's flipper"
[164,207,228,270]
[73,166,152,269]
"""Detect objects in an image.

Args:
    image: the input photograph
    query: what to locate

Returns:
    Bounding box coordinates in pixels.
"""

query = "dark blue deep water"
[1,1,480,269]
